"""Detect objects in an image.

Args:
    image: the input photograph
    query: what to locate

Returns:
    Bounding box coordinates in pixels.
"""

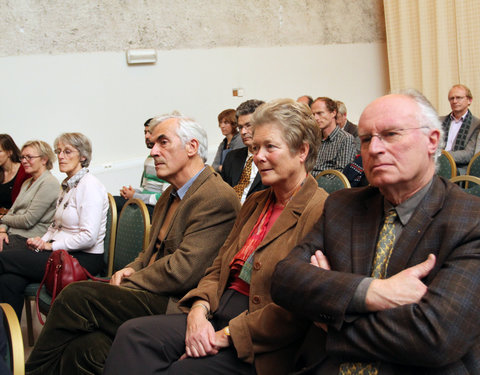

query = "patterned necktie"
[233,156,253,200]
[339,210,397,375]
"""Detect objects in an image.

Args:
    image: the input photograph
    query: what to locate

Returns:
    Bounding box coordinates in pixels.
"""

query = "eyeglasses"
[359,127,429,147]
[54,149,78,157]
[448,96,467,102]
[20,155,42,162]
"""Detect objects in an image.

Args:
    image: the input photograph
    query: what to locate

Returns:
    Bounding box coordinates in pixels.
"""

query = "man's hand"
[120,186,135,200]
[365,254,436,311]
[0,233,9,251]
[310,250,331,270]
[110,267,135,286]
[310,250,330,331]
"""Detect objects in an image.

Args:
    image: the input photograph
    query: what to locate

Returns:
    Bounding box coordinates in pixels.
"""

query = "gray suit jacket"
[122,167,241,305]
[272,176,480,374]
[440,112,480,172]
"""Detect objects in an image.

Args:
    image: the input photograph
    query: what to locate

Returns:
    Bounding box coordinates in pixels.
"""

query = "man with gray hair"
[336,100,358,137]
[26,115,241,375]
[273,90,480,373]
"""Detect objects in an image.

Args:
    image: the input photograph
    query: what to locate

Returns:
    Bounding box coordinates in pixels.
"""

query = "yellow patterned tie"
[339,210,397,375]
[233,156,253,200]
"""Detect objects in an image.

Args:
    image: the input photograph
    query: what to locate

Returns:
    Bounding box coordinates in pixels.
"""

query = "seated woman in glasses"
[0,133,108,319]
[0,140,59,250]
[103,99,329,375]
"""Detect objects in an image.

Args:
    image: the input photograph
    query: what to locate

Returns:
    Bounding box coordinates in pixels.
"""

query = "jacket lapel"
[351,188,384,275]
[387,177,446,276]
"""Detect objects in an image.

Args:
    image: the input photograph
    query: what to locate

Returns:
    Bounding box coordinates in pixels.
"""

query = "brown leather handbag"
[36,249,107,324]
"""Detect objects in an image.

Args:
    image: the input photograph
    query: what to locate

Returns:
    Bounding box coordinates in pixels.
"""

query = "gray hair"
[395,89,445,164]
[336,100,347,116]
[54,132,92,167]
[149,112,208,162]
[236,99,265,120]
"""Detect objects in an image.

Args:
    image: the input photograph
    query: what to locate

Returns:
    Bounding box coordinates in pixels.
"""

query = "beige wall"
[0,1,389,192]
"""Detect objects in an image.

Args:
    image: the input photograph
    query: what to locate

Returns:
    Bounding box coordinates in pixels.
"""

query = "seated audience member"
[311,97,356,177]
[212,109,244,172]
[297,95,314,107]
[25,115,240,375]
[441,84,480,174]
[342,154,368,187]
[272,90,480,374]
[103,99,329,375]
[221,99,268,203]
[0,141,59,251]
[335,100,358,137]
[0,133,108,319]
[115,118,168,217]
[0,134,30,216]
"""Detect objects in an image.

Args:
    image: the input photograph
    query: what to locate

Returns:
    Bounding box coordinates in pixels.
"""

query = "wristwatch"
[223,326,231,337]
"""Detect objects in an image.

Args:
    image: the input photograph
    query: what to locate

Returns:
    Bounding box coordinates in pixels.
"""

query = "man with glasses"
[221,99,267,204]
[441,84,480,174]
[272,90,480,374]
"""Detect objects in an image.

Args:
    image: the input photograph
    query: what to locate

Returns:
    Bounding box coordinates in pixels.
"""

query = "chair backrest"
[466,151,480,180]
[437,150,457,179]
[105,193,118,277]
[450,175,480,197]
[113,198,151,273]
[315,169,351,194]
[0,303,24,375]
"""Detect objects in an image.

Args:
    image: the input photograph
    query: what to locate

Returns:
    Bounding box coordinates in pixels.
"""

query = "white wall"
[0,43,388,193]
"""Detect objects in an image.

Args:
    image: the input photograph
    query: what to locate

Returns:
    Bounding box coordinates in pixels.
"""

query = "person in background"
[0,140,59,251]
[115,118,168,217]
[212,109,244,172]
[103,98,329,375]
[0,135,30,217]
[297,95,314,107]
[0,132,108,319]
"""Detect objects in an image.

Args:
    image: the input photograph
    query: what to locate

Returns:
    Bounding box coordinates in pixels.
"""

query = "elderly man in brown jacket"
[26,115,240,375]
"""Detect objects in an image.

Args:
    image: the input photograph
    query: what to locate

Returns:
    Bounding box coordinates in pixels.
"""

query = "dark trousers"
[104,289,257,375]
[113,195,155,219]
[25,281,169,375]
[0,234,103,319]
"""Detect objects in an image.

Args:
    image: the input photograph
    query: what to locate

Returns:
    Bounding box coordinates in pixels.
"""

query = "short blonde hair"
[22,140,56,170]
[252,98,321,173]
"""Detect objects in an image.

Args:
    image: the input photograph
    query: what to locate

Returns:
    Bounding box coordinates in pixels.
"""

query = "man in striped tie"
[272,90,480,374]
[221,99,268,204]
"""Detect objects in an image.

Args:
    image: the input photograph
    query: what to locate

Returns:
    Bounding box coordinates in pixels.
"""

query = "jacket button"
[253,262,261,270]
[252,295,261,304]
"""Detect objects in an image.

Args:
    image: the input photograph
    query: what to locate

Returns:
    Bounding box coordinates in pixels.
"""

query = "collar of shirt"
[449,109,469,122]
[322,126,340,142]
[384,178,433,226]
[174,166,205,200]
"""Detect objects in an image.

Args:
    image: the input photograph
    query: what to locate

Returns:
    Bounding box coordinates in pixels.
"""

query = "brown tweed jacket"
[273,176,480,374]
[121,167,241,305]
[179,175,329,375]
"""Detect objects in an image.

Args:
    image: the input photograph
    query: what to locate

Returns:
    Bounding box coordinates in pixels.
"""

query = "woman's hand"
[0,233,9,251]
[26,237,50,252]
[214,328,231,349]
[183,303,217,359]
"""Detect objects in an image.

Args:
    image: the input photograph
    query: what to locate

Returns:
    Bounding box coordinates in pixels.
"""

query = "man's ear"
[185,139,199,157]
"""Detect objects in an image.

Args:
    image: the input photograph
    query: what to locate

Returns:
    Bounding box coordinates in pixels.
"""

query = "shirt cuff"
[347,277,374,313]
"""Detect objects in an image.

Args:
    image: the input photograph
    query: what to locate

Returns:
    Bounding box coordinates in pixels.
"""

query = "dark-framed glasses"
[359,126,429,147]
[20,155,42,162]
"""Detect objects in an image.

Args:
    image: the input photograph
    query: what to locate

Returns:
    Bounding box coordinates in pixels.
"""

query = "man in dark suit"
[25,115,241,375]
[272,90,480,374]
[221,99,267,203]
[441,84,480,174]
